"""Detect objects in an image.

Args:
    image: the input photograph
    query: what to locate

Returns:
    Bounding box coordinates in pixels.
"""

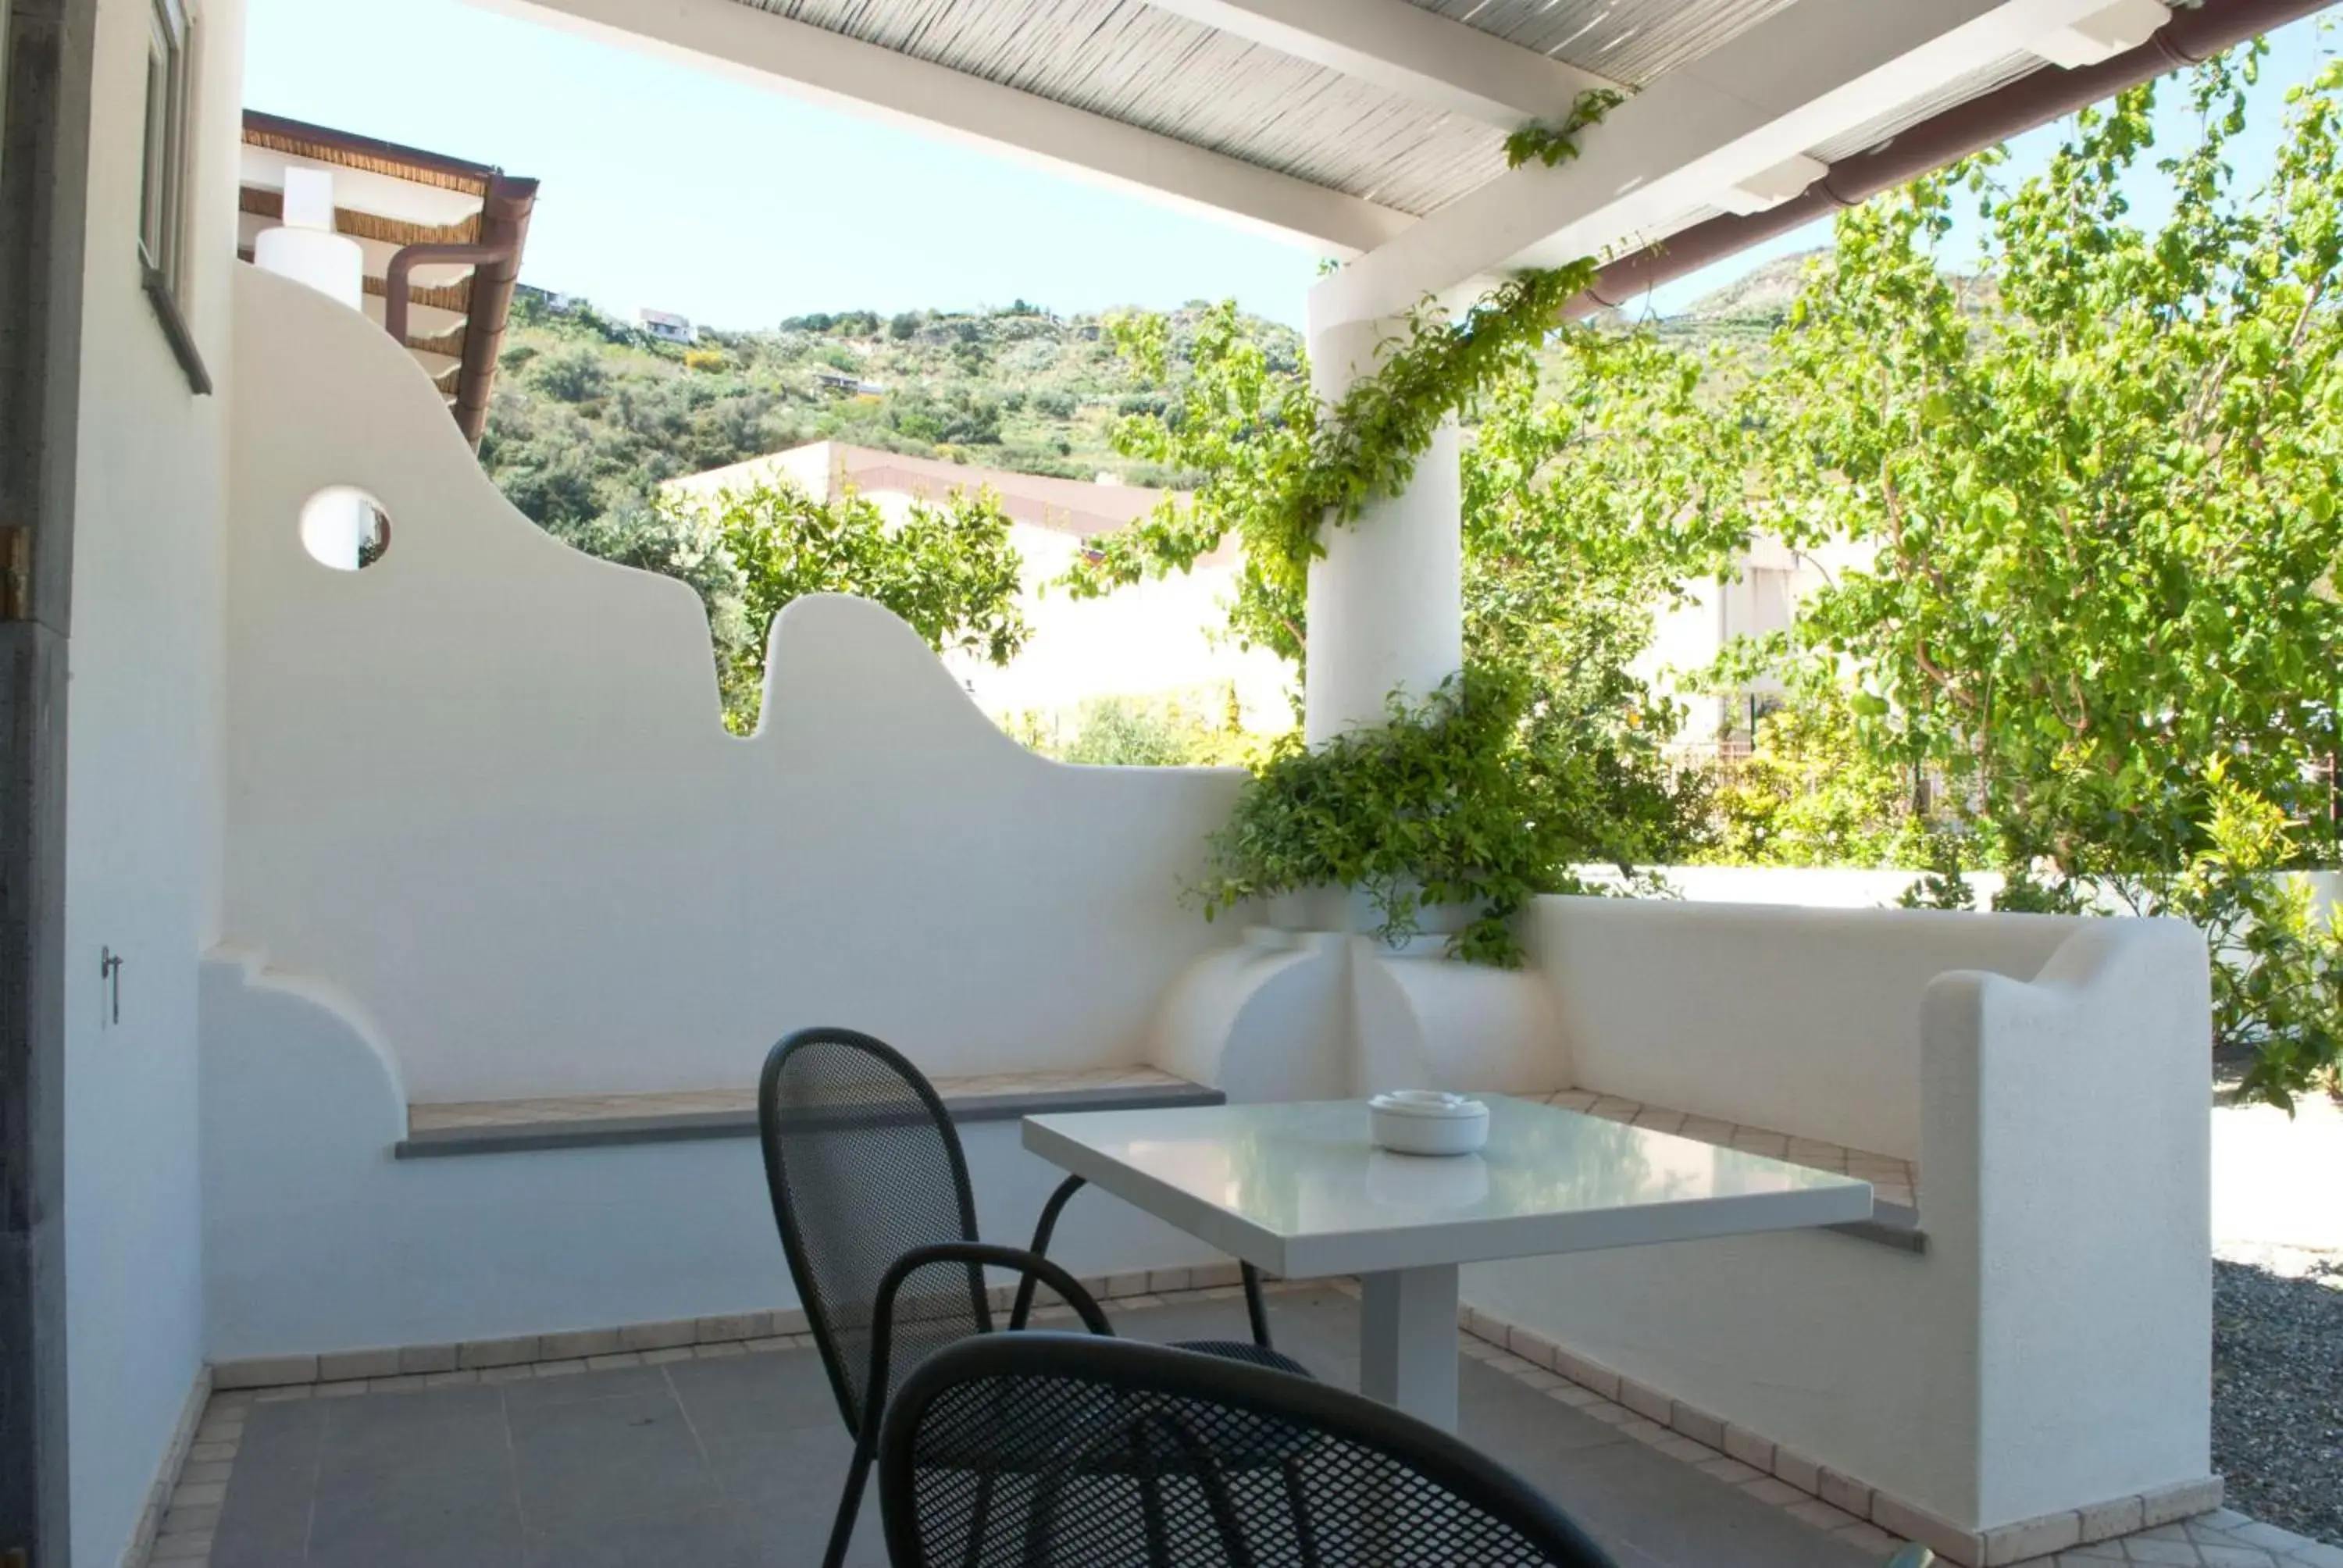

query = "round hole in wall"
[299,486,392,571]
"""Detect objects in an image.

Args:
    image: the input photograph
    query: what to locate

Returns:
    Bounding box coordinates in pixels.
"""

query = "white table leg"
[1358,1263,1460,1431]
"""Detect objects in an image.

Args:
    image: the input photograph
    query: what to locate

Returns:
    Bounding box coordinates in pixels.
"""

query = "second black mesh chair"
[757,1026,1303,1568]
[878,1333,1624,1568]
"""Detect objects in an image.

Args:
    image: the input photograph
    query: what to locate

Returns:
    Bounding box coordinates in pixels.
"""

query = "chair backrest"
[879,1334,1622,1568]
[758,1027,989,1438]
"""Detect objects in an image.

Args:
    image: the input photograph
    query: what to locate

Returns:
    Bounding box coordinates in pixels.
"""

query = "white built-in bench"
[395,1066,1221,1159]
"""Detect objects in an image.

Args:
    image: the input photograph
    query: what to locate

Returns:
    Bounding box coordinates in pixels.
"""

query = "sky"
[242,2,2334,333]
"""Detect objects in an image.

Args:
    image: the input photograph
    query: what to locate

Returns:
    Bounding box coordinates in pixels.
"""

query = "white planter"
[1264,884,1482,949]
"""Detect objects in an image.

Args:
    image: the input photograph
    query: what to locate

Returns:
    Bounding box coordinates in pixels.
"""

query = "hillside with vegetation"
[478,293,1306,532]
[476,258,1846,536]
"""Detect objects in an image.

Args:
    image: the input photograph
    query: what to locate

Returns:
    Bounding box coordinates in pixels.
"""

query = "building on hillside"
[813,367,886,397]
[237,112,537,447]
[1640,534,1877,754]
[639,308,697,344]
[515,283,578,313]
[665,442,1295,729]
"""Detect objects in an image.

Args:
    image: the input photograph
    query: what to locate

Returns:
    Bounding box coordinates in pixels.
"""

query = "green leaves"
[1503,90,1628,170]
[1193,662,1670,966]
[1054,265,1602,668]
[681,478,1030,732]
[1735,42,2343,1102]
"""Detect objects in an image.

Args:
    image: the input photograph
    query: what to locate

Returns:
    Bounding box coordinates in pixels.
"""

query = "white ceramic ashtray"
[1368,1090,1489,1156]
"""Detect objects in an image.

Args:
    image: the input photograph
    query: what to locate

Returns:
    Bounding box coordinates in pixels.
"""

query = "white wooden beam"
[471,0,1414,255]
[1310,0,2126,328]
[1139,0,1621,127]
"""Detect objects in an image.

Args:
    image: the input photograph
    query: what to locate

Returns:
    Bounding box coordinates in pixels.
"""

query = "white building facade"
[666,441,1299,730]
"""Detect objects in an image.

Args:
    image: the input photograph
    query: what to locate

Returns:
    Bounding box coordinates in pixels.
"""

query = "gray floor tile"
[511,1392,722,1526]
[701,1420,855,1513]
[501,1363,672,1410]
[523,1506,764,1568]
[308,1452,522,1568]
[203,1290,1901,1568]
[322,1388,508,1481]
[213,1402,325,1568]
[1519,1434,1878,1567]
[211,1491,312,1568]
[1460,1358,1628,1458]
[665,1350,840,1438]
[232,1399,330,1479]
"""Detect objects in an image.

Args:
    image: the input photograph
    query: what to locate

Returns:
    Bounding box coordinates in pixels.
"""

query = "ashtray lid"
[1368,1090,1489,1121]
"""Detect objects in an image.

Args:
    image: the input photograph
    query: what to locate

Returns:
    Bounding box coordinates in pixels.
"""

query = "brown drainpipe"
[1567,0,2339,318]
[384,172,538,449]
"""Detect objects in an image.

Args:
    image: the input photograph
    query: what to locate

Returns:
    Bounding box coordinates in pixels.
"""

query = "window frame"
[138,0,190,285]
[137,0,209,393]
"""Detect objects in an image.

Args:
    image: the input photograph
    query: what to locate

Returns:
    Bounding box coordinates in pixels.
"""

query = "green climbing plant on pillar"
[1054,100,1715,964]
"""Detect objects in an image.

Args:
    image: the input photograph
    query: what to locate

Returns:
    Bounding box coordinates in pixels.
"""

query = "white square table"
[1023,1094,1874,1431]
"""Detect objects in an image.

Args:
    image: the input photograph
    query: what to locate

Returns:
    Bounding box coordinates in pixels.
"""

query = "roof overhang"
[238,112,540,447]
[467,0,2318,332]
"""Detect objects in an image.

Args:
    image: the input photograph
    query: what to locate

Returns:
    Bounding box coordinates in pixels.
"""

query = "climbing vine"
[1054,104,1653,964]
[1058,262,1600,664]
[1503,89,1627,169]
[1055,88,1622,666]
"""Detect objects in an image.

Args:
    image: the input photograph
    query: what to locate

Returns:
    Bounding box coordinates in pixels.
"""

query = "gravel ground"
[2213,1244,2343,1545]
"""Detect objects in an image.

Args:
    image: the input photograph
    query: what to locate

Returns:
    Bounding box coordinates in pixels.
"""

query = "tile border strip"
[120,1365,211,1568]
[208,1262,1256,1390]
[1451,1298,2239,1566]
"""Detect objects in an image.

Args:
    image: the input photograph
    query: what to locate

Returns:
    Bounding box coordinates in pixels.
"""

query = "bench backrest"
[1528,896,2089,1159]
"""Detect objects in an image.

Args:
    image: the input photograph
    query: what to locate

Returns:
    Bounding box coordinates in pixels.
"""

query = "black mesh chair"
[877,1333,1624,1568]
[758,1027,1303,1568]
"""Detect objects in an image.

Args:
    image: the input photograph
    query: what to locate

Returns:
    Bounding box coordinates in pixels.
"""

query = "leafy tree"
[685,479,1030,732]
[1068,304,1319,662]
[1702,678,1930,868]
[1743,48,2343,879]
[1725,45,2343,1099]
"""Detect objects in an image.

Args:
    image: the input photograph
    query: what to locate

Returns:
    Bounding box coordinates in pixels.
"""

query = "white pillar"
[1303,316,1464,745]
[253,167,364,310]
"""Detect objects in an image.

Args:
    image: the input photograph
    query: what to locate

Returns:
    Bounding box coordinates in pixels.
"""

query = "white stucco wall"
[62,2,243,1563]
[223,262,1247,1104]
[943,521,1292,732]
[1533,897,2085,1159]
[1471,898,2211,1534]
[199,951,1223,1358]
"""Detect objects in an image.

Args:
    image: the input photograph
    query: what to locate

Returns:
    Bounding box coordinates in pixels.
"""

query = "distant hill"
[1674,251,1826,329]
[484,246,1995,536]
[479,294,1302,533]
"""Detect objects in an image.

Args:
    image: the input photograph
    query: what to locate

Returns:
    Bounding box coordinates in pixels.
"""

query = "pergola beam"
[1139,0,1622,127]
[474,0,1415,255]
[1309,0,2136,328]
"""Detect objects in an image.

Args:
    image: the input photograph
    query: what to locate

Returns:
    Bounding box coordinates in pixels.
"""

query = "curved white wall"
[223,265,1246,1103]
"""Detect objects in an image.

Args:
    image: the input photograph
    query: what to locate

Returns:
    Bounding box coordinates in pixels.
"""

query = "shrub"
[1194,664,1660,967]
[529,348,607,404]
[1054,690,1256,768]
